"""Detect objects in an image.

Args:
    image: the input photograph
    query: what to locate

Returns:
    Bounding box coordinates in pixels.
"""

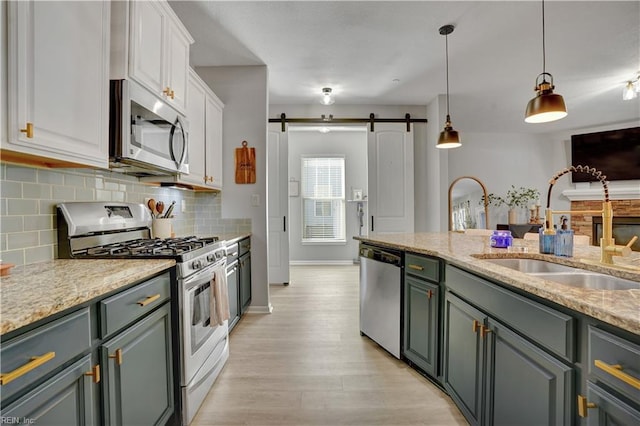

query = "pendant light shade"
[436,24,461,149]
[320,87,335,105]
[525,0,567,123]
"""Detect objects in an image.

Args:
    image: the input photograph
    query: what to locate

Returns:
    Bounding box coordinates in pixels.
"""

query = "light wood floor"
[192,265,467,426]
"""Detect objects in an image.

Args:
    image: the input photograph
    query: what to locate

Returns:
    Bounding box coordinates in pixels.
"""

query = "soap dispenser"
[554,216,574,257]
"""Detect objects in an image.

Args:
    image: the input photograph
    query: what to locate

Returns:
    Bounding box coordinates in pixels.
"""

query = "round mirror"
[448,176,490,231]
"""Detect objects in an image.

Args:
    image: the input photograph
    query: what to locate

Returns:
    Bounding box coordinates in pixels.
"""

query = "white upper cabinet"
[182,70,207,187]
[112,0,193,114]
[205,93,224,190]
[4,1,110,168]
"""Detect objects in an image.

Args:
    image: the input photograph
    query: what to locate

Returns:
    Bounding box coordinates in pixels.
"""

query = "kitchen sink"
[482,258,640,291]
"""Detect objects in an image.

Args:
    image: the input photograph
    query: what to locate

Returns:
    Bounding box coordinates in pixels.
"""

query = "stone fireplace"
[564,186,640,251]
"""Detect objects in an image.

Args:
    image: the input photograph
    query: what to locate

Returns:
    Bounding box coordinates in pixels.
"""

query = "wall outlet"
[181,199,187,213]
[251,194,260,207]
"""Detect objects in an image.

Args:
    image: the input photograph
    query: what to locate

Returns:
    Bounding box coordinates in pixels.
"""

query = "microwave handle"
[170,118,188,170]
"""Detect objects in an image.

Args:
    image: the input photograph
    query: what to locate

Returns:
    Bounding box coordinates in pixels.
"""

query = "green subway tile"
[7,231,39,250]
[1,181,23,198]
[52,185,76,201]
[104,181,119,191]
[40,229,57,245]
[0,216,23,233]
[25,245,54,264]
[1,249,24,266]
[37,169,65,185]
[23,183,52,199]
[6,165,37,183]
[23,215,53,231]
[96,190,111,201]
[7,199,38,215]
[39,200,57,215]
[75,188,95,201]
[64,174,85,187]
[112,192,125,202]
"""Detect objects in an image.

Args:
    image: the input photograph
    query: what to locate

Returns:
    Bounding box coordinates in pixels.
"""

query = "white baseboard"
[289,260,355,266]
[244,304,273,314]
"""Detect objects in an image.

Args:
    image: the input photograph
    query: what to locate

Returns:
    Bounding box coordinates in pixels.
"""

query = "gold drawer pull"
[408,264,424,271]
[136,294,161,307]
[427,289,433,299]
[480,325,493,339]
[20,122,34,138]
[0,352,55,385]
[577,394,597,417]
[109,349,123,366]
[472,319,481,334]
[594,359,640,390]
[84,364,100,383]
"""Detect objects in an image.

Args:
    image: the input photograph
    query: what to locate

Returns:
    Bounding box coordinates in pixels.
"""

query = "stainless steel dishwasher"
[359,244,402,358]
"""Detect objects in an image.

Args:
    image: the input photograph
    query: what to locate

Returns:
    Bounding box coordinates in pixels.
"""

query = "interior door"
[367,123,414,233]
[267,124,290,285]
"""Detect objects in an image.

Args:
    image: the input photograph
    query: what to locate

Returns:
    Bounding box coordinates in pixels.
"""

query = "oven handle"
[183,260,226,290]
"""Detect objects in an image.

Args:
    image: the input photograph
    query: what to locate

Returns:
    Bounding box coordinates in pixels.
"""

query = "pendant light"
[436,24,461,149]
[320,87,335,105]
[525,0,567,123]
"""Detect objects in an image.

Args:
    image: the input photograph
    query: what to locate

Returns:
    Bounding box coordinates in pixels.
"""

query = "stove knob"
[191,260,202,269]
[207,254,215,262]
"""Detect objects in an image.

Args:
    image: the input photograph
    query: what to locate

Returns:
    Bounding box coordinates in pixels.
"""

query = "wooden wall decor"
[235,140,256,184]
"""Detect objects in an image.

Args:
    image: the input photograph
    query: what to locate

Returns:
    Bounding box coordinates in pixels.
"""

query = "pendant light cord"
[541,0,546,74]
[445,32,450,116]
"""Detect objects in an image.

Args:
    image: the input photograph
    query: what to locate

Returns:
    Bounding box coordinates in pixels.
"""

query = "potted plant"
[482,185,540,224]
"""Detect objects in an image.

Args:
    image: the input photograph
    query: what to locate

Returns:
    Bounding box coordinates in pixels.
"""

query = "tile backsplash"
[0,163,250,266]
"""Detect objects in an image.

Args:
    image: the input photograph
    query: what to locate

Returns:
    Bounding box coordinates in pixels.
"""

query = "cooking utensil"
[163,201,176,218]
[147,199,156,218]
[156,201,165,217]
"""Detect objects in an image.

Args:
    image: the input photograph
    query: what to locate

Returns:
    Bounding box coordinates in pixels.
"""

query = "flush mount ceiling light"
[436,24,461,149]
[320,87,335,105]
[525,0,567,123]
[623,74,640,100]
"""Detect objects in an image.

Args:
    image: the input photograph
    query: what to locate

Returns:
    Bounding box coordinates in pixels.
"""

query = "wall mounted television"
[570,126,640,182]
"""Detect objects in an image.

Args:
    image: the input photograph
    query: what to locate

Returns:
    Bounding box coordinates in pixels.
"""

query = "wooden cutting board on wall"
[235,140,256,184]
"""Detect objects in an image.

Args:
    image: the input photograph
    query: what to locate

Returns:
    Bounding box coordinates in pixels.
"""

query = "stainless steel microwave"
[109,79,189,176]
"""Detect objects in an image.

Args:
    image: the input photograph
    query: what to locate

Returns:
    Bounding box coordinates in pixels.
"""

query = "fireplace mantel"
[562,183,640,201]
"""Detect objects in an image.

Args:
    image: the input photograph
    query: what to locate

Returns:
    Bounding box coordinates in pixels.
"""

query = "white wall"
[196,65,271,313]
[287,129,367,263]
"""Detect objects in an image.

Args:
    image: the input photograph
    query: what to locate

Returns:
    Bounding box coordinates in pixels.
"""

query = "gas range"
[56,202,226,279]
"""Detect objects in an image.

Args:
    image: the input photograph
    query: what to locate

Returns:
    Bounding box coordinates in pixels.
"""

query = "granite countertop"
[0,259,175,336]
[356,232,640,334]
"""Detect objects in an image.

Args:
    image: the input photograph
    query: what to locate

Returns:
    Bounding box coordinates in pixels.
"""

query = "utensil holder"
[152,218,172,239]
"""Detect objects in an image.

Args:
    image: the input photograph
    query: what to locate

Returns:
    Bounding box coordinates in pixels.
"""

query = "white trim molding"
[245,304,274,314]
[289,260,354,266]
[562,183,640,201]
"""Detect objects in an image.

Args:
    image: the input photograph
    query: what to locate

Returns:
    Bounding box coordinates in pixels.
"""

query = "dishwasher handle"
[359,245,401,267]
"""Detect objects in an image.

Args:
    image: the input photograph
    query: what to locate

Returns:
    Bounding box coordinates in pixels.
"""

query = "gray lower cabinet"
[227,260,240,331]
[101,303,173,426]
[239,250,251,314]
[403,275,439,377]
[582,381,640,425]
[0,354,96,425]
[444,291,573,426]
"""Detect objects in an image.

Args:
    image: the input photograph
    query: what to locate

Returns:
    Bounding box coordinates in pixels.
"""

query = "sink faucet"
[544,165,638,266]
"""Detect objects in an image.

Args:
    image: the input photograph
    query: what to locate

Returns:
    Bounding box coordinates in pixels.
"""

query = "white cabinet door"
[205,96,224,190]
[5,1,109,168]
[165,22,190,114]
[367,124,414,233]
[183,71,206,186]
[129,0,165,98]
[267,124,290,285]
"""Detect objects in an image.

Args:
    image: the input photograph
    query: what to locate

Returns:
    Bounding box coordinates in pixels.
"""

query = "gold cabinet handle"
[84,364,100,383]
[594,359,640,390]
[203,175,209,183]
[163,87,172,97]
[408,264,424,271]
[427,289,433,299]
[472,319,481,334]
[0,352,55,385]
[480,325,493,338]
[577,394,597,418]
[169,90,175,100]
[20,122,34,138]
[109,349,123,366]
[136,294,161,307]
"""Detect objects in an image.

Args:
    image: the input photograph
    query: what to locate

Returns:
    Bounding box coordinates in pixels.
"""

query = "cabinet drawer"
[239,237,251,256]
[0,308,91,403]
[446,265,575,361]
[588,326,640,401]
[99,272,170,338]
[405,253,440,282]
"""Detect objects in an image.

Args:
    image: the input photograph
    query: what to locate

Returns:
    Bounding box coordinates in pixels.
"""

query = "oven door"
[180,263,227,386]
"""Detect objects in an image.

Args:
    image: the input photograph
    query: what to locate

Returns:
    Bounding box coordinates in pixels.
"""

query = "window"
[301,157,346,242]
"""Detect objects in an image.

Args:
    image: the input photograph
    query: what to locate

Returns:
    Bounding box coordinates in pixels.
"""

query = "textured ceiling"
[169,1,640,133]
